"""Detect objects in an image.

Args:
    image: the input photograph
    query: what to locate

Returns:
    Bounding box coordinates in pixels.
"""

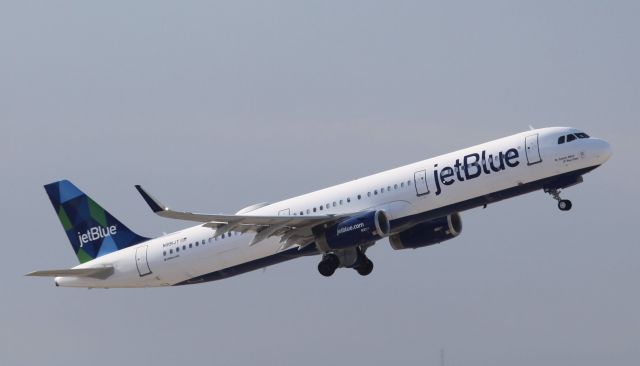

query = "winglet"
[135,185,168,213]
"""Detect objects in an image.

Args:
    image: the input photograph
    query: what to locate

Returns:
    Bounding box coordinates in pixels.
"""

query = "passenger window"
[163,251,166,256]
[319,206,323,211]
[367,192,371,197]
[189,243,192,248]
[374,190,378,195]
[558,136,565,144]
[326,203,330,209]
[202,240,205,244]
[339,200,343,205]
[567,134,577,142]
[196,242,199,247]
[300,211,304,215]
[182,245,186,250]
[394,184,398,189]
[357,195,361,200]
[221,233,225,239]
[170,249,173,254]
[401,182,404,187]
[307,209,310,214]
[333,202,336,207]
[313,207,317,212]
[407,180,411,185]
[176,247,179,252]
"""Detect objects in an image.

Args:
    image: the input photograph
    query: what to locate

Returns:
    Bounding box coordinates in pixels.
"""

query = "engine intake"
[389,213,462,250]
[315,210,390,251]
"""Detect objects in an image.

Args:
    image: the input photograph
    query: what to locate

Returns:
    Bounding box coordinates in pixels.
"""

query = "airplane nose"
[593,138,612,164]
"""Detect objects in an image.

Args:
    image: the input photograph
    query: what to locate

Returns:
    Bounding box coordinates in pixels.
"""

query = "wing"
[26,267,114,279]
[135,185,351,250]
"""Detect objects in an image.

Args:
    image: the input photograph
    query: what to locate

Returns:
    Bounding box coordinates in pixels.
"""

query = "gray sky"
[2,1,638,365]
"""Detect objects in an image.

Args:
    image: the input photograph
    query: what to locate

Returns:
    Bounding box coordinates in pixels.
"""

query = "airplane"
[27,127,611,288]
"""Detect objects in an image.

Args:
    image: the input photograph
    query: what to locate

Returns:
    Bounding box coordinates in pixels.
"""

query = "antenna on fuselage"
[528,124,535,130]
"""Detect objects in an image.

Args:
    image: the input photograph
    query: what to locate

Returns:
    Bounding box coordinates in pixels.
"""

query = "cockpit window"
[559,132,589,144]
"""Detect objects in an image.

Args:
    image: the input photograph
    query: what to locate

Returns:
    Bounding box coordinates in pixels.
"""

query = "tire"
[318,253,340,277]
[318,261,336,277]
[558,200,572,211]
[356,259,374,276]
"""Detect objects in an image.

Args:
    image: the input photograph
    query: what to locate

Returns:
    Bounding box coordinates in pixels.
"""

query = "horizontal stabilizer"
[26,267,114,279]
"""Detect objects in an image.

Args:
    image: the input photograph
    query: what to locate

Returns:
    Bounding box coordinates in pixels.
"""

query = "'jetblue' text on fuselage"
[433,148,520,195]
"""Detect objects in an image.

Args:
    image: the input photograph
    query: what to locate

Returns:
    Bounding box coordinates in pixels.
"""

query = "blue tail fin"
[44,180,150,263]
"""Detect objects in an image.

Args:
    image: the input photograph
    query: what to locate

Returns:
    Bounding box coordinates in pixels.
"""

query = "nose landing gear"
[557,199,572,211]
[545,188,572,211]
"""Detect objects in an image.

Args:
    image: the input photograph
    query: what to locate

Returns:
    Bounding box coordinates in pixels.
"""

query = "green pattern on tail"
[76,248,93,263]
[88,198,108,227]
[57,206,73,231]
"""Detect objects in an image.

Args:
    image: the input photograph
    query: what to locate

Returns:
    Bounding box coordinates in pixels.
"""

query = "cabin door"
[135,245,152,277]
[414,170,430,196]
[525,134,542,165]
[278,208,290,216]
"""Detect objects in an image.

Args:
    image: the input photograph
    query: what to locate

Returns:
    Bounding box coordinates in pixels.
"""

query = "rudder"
[44,180,150,263]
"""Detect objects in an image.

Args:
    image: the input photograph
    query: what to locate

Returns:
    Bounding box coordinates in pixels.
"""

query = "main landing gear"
[317,247,374,277]
[318,253,340,277]
[545,188,572,211]
[356,256,374,276]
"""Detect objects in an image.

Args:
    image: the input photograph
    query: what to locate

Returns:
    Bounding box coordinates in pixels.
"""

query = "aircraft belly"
[170,236,282,284]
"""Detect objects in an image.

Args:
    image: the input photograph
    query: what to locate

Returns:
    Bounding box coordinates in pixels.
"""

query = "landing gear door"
[135,245,152,277]
[525,134,542,165]
[414,170,430,196]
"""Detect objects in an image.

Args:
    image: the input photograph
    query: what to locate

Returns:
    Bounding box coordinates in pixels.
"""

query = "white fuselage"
[56,127,611,288]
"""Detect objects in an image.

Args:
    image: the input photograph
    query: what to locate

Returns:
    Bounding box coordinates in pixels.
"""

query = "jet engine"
[314,210,390,251]
[389,213,462,250]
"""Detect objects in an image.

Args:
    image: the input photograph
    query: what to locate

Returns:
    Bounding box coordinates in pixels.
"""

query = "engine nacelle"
[389,213,462,250]
[315,210,390,251]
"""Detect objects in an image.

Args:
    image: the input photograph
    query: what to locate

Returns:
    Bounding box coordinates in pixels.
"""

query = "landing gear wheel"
[356,259,374,276]
[545,188,573,212]
[318,253,340,277]
[558,199,572,211]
